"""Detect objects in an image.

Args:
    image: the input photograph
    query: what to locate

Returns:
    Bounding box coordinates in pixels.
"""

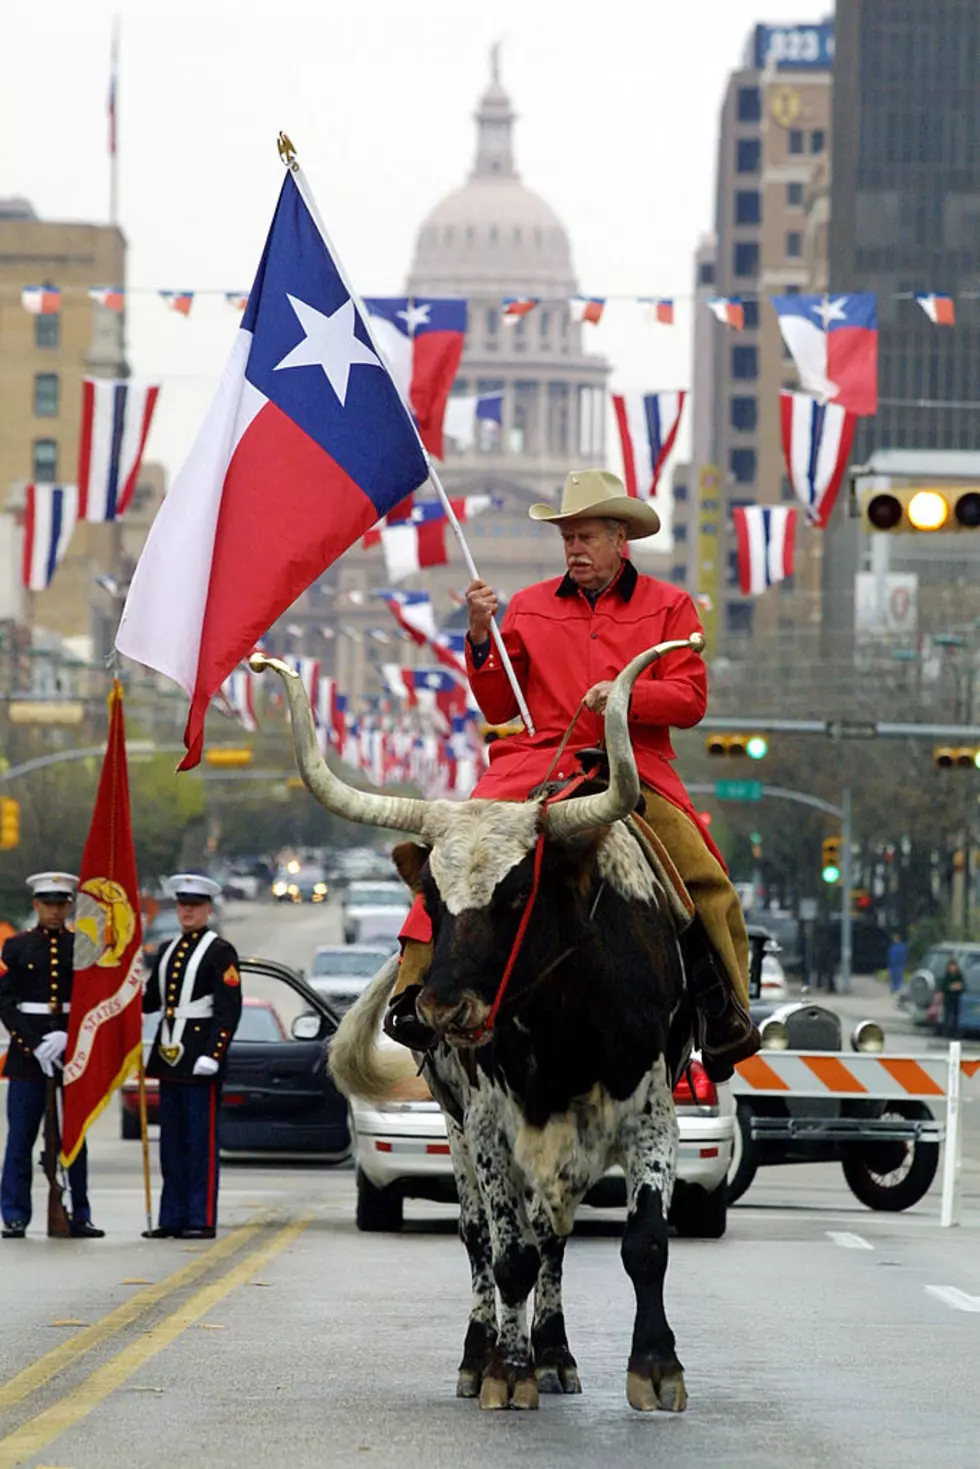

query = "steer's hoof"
[655,1368,688,1414]
[535,1349,582,1395]
[479,1375,511,1411]
[456,1367,482,1399]
[626,1370,660,1413]
[626,1357,688,1414]
[511,1375,540,1411]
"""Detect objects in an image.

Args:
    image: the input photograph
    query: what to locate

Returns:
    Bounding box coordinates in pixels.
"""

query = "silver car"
[307,943,399,1013]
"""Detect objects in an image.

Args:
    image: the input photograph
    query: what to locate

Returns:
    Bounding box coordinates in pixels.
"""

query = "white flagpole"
[109,18,120,226]
[279,135,535,737]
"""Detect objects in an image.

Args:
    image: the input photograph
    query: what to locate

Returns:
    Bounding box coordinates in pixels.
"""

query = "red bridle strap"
[471,764,599,1041]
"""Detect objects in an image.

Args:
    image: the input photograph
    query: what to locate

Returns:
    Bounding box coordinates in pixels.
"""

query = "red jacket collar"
[555,557,637,604]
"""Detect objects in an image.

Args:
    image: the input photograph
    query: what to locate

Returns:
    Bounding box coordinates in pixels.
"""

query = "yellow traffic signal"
[203,748,253,768]
[821,836,841,884]
[0,798,20,849]
[933,746,980,770]
[860,485,980,533]
[705,734,768,760]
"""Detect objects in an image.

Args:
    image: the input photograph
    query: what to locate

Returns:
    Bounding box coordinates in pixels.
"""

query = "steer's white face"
[420,800,542,915]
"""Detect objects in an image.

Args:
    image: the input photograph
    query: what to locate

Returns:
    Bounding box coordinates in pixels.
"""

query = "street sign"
[799,898,818,920]
[715,779,764,802]
[825,719,878,740]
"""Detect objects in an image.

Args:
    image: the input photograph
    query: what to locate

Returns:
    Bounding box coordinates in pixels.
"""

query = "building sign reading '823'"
[753,23,835,71]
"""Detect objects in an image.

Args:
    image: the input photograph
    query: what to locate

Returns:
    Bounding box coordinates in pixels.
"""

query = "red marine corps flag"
[61,682,143,1167]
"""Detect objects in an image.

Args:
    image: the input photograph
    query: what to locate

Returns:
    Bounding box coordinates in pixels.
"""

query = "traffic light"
[0,798,20,849]
[859,485,980,534]
[705,734,769,760]
[821,836,841,884]
[933,746,980,770]
[203,748,253,768]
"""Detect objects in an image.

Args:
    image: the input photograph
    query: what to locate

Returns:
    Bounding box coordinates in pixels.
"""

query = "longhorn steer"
[254,642,698,1413]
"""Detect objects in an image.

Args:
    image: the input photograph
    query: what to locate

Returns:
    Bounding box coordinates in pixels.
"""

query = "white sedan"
[350,1046,734,1239]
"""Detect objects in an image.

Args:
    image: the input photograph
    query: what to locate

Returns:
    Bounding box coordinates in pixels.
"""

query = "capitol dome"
[408,55,577,296]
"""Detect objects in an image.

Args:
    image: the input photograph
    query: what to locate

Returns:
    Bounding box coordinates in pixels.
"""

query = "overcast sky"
[3,0,826,501]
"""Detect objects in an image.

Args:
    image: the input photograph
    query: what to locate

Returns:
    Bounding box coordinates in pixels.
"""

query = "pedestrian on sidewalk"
[940,957,966,1039]
[887,933,908,998]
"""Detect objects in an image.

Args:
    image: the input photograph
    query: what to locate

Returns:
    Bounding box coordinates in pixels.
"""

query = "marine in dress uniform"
[0,873,104,1239]
[142,875,242,1239]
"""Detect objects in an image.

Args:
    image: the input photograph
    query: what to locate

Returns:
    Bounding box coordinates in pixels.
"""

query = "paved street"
[1,899,979,1469]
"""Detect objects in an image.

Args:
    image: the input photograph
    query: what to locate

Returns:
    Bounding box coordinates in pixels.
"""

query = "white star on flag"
[397,302,431,332]
[810,296,849,330]
[274,294,382,405]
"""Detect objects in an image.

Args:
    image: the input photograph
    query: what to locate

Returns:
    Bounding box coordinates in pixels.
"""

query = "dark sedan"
[121,958,350,1160]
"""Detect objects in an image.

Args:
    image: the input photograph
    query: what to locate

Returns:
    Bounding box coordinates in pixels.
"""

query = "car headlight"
[851,1020,885,1053]
[288,884,299,896]
[272,881,288,897]
[759,1016,789,1050]
[314,882,327,895]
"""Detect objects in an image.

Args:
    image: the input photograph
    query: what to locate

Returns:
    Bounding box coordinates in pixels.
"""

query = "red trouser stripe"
[206,1084,217,1228]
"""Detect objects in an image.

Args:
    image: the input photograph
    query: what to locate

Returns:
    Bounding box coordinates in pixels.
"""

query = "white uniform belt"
[172,996,214,1020]
[18,1001,70,1015]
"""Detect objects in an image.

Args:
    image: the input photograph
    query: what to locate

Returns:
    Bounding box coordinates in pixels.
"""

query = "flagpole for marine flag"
[108,18,120,226]
[278,134,536,737]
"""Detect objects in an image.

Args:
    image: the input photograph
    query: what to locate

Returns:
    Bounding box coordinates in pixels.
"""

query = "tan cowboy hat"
[528,469,661,539]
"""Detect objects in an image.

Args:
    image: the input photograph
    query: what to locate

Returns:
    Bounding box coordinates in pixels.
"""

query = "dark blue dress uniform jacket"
[0,928,75,1083]
[142,928,243,1082]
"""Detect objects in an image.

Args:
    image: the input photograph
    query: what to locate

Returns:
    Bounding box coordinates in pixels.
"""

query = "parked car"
[308,942,399,1012]
[120,960,350,1159]
[903,942,980,1029]
[760,951,789,1002]
[350,1049,734,1239]
[141,907,183,963]
[272,862,329,904]
[341,881,410,944]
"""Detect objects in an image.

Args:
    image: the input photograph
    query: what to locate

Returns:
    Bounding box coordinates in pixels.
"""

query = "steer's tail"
[328,954,420,1102]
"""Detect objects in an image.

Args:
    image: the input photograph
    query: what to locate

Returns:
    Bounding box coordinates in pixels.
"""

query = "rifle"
[44,1077,71,1238]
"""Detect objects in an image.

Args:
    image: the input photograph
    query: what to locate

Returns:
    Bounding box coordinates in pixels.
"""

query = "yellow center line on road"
[0,1214,276,1419]
[0,1216,310,1469]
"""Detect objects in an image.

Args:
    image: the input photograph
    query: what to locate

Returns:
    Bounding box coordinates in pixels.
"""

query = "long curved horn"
[249,654,429,835]
[544,633,705,840]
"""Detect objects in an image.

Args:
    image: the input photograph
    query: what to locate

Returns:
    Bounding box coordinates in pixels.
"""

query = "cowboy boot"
[681,917,760,1083]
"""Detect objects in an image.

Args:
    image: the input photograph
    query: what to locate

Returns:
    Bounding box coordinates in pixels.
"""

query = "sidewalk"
[786,971,979,1054]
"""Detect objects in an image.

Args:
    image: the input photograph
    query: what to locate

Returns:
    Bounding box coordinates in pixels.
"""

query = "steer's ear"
[549,830,607,898]
[391,840,430,893]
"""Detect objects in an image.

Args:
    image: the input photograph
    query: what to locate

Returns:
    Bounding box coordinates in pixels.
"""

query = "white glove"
[193,1056,220,1077]
[34,1031,68,1075]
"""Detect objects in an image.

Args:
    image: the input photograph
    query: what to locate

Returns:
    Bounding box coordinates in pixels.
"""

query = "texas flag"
[733,506,797,595]
[707,297,744,330]
[363,296,466,459]
[160,291,195,317]
[218,665,258,732]
[772,294,878,416]
[378,501,449,581]
[376,589,437,645]
[569,296,605,325]
[915,293,955,326]
[88,287,125,313]
[22,286,61,315]
[115,170,429,769]
[502,296,538,319]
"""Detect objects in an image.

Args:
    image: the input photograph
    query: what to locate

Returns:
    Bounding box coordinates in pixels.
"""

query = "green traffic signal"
[746,736,768,761]
[822,863,841,884]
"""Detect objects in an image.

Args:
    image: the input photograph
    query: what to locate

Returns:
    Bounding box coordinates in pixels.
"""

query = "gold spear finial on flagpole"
[278,132,299,171]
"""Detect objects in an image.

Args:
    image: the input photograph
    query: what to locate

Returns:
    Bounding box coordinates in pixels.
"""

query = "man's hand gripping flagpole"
[277,132,536,737]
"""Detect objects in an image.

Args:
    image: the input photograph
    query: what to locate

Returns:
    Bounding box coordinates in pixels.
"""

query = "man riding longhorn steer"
[388,469,760,1082]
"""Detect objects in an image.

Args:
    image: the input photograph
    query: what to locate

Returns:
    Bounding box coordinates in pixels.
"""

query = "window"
[737,87,761,122]
[730,448,756,484]
[670,564,688,584]
[674,523,688,543]
[726,550,741,587]
[465,226,474,245]
[735,190,761,225]
[485,308,499,348]
[781,475,796,503]
[698,259,716,287]
[786,230,803,257]
[539,310,551,344]
[788,129,804,155]
[726,601,755,635]
[810,129,826,154]
[741,299,759,329]
[786,181,804,206]
[779,573,796,593]
[32,438,58,481]
[674,482,689,502]
[730,396,757,431]
[33,373,59,417]
[737,138,761,173]
[733,242,759,277]
[731,345,758,379]
[35,314,59,349]
[488,226,498,245]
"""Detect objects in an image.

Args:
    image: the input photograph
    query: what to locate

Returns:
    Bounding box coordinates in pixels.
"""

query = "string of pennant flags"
[8,285,973,329]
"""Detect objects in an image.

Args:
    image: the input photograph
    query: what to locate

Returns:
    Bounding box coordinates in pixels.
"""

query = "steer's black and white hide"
[333,800,692,1414]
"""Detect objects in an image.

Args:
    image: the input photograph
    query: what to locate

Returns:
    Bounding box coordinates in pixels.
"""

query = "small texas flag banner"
[78,378,161,523]
[22,483,79,591]
[502,296,539,319]
[376,589,437,645]
[915,292,955,326]
[382,665,469,731]
[62,681,144,1167]
[225,292,249,311]
[779,391,857,528]
[707,297,744,330]
[772,293,878,415]
[367,495,497,580]
[283,656,320,714]
[219,666,258,732]
[21,286,61,315]
[115,168,429,770]
[569,296,605,325]
[643,298,674,324]
[430,629,468,677]
[159,291,194,316]
[733,505,797,595]
[611,391,686,499]
[316,676,346,754]
[88,286,125,312]
[363,296,466,459]
[443,391,502,451]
